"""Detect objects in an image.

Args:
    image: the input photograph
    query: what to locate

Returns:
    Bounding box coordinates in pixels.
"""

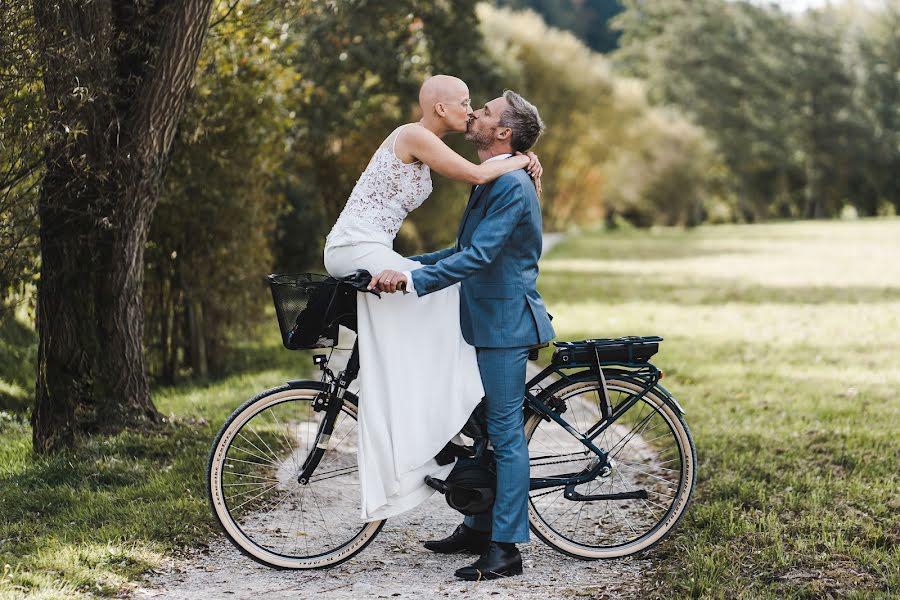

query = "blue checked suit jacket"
[409,168,555,349]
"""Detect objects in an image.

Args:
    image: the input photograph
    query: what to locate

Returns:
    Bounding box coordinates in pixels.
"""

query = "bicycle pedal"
[547,394,567,413]
[424,475,448,493]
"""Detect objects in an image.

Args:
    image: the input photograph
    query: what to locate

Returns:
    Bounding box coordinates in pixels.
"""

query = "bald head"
[419,75,469,116]
[417,75,473,134]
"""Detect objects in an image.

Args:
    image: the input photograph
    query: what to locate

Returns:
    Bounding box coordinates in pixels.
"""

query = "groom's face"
[465,97,511,150]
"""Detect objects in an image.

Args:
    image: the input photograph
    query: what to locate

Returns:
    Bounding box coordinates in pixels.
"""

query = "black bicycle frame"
[298,342,670,500]
[296,342,360,484]
[524,358,663,494]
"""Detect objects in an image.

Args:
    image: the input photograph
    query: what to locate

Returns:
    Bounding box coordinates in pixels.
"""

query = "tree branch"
[209,0,241,30]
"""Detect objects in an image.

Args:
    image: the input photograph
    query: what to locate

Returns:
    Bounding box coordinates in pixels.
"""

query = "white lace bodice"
[325,126,432,248]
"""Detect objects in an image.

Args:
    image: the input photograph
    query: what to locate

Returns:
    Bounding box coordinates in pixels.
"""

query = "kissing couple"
[323,75,555,580]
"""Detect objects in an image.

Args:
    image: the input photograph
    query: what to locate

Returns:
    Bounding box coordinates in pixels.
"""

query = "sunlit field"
[539,218,900,598]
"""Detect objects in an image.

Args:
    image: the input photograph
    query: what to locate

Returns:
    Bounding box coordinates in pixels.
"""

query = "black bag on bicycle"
[288,280,356,348]
[268,271,373,350]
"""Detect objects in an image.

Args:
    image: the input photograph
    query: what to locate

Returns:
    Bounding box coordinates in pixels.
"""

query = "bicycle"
[207,272,696,569]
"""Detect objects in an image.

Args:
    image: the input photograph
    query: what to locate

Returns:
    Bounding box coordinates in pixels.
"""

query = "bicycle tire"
[526,373,696,559]
[207,382,385,569]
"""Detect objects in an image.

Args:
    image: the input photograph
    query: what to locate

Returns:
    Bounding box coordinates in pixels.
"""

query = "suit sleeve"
[408,246,457,265]
[411,179,526,296]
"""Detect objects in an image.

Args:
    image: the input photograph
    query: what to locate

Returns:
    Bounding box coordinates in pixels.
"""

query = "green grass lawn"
[0,331,315,599]
[1,218,898,598]
[540,219,899,598]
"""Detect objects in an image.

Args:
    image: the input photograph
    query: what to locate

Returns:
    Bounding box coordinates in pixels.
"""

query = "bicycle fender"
[286,379,322,389]
[651,383,686,415]
[602,370,686,416]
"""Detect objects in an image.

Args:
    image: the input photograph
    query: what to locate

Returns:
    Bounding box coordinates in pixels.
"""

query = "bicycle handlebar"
[339,269,406,295]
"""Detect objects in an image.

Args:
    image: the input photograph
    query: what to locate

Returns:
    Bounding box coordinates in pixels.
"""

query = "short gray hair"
[499,90,544,152]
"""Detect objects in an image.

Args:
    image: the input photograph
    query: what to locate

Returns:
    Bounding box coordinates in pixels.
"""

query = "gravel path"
[134,232,652,599]
[134,361,651,600]
[135,491,647,600]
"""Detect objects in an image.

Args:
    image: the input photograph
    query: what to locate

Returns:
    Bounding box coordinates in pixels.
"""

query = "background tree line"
[1,0,898,449]
[613,0,899,221]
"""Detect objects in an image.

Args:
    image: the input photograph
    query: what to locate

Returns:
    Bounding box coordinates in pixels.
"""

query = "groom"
[370,90,555,580]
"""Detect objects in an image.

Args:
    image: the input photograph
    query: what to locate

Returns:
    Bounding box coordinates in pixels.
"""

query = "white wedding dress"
[323,124,485,522]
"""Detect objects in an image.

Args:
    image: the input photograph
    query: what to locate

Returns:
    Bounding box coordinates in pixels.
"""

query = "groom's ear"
[434,102,446,117]
[497,126,512,141]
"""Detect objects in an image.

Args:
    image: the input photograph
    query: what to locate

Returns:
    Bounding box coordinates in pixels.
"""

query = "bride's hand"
[517,151,543,195]
[369,269,408,293]
[518,151,542,179]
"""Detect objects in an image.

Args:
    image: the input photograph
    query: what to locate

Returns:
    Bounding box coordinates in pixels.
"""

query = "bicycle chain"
[530,451,593,468]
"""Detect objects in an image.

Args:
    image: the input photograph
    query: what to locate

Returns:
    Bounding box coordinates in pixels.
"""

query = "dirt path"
[134,232,653,599]
[135,490,647,600]
[134,361,651,600]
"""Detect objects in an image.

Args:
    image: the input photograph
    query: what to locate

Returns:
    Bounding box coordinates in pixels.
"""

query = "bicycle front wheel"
[207,382,384,569]
[526,373,696,559]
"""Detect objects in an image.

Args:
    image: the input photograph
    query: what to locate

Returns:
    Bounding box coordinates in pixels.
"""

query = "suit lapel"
[456,183,491,250]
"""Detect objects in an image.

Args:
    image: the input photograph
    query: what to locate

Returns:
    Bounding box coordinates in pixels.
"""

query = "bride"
[323,75,541,521]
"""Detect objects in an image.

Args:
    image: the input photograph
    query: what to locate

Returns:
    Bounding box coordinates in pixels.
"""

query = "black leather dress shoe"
[423,524,491,555]
[454,542,523,581]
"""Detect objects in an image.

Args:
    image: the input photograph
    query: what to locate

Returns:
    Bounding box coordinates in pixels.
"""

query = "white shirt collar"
[482,153,513,164]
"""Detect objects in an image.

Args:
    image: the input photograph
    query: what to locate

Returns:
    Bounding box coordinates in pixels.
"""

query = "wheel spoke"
[210,389,378,568]
[527,378,693,556]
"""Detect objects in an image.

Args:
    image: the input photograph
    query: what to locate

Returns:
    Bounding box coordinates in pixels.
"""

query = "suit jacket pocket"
[473,283,515,299]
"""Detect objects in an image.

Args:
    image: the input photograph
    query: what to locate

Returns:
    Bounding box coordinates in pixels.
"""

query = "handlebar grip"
[397,280,407,292]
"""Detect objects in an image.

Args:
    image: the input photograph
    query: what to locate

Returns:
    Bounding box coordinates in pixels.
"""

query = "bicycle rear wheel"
[207,382,384,569]
[526,373,695,559]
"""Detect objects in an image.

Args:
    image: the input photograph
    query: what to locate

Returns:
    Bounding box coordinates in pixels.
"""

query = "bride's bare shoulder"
[393,123,439,163]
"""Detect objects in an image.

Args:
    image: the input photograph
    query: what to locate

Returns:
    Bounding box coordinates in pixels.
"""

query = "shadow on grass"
[0,420,216,557]
[549,235,759,262]
[0,416,217,598]
[539,269,900,306]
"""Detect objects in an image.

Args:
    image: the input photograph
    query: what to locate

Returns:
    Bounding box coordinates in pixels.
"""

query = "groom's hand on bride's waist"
[369,269,409,294]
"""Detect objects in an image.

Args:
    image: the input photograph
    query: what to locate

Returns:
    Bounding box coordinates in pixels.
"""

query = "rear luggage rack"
[552,336,663,366]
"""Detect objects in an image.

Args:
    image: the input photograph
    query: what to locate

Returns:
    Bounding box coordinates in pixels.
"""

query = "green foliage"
[144,6,293,381]
[612,0,900,221]
[8,0,897,402]
[0,310,36,413]
[855,3,900,215]
[494,0,625,53]
[0,2,40,408]
[477,4,718,229]
[0,4,43,312]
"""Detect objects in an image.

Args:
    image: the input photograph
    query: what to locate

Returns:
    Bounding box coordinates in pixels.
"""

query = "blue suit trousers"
[464,346,531,543]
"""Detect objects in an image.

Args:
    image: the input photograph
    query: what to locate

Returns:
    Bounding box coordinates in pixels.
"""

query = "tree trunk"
[186,298,208,378]
[160,276,176,385]
[31,0,214,452]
